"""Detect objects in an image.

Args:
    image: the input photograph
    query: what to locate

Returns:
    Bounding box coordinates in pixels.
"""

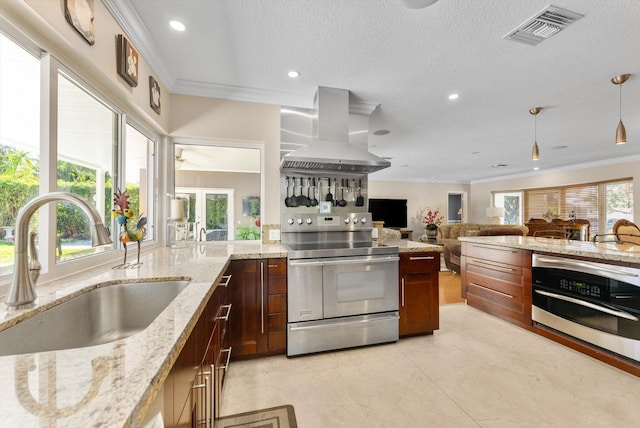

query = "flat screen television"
[368,198,407,229]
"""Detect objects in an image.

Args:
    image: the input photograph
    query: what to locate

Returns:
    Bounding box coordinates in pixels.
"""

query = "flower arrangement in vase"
[419,207,444,240]
[542,210,559,224]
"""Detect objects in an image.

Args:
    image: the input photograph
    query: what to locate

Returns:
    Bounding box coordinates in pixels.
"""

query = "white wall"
[369,180,470,240]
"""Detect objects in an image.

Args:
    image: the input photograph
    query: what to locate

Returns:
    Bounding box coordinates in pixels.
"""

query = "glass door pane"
[204,192,229,241]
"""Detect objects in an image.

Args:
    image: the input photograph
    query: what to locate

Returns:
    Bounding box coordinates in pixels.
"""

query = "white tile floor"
[221,304,640,428]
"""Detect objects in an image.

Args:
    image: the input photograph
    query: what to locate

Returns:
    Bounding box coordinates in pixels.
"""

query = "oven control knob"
[296,218,303,225]
[360,217,367,224]
[344,218,350,224]
[287,218,294,225]
[352,217,359,224]
[306,218,312,224]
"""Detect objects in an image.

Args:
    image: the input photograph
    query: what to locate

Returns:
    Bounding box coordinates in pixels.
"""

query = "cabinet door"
[398,253,440,337]
[229,260,268,358]
[399,272,439,336]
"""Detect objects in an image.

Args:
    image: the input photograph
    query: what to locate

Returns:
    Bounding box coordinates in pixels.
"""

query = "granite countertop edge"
[458,235,640,264]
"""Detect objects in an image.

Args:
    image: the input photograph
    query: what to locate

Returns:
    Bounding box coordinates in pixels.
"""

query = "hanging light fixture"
[529,107,541,161]
[611,74,630,145]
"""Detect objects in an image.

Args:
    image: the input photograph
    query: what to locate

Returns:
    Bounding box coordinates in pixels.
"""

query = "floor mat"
[217,404,298,428]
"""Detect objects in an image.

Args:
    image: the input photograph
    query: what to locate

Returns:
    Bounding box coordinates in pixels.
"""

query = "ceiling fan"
[175,147,185,169]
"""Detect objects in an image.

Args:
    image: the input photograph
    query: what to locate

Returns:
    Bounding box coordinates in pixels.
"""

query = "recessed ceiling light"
[551,145,568,150]
[448,93,459,100]
[374,129,390,136]
[533,167,540,170]
[491,164,508,168]
[169,20,186,31]
[287,70,300,78]
[400,164,408,168]
[471,151,480,155]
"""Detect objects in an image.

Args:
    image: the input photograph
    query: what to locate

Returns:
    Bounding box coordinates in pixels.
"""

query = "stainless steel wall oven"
[281,212,399,356]
[532,254,640,362]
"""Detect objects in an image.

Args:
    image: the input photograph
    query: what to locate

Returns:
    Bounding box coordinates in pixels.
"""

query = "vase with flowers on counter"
[421,207,444,241]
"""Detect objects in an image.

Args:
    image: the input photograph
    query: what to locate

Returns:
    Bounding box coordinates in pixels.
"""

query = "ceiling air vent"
[503,5,584,46]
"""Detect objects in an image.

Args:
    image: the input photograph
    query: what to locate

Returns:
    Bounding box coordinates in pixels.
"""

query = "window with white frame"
[0,29,158,286]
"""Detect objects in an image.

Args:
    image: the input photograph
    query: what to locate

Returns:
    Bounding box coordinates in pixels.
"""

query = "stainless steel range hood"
[280,87,390,174]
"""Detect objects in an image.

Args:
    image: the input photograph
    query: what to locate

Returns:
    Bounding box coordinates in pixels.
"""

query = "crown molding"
[172,79,314,107]
[102,0,177,89]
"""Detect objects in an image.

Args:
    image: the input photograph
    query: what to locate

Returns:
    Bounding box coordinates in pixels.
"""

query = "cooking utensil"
[295,177,308,207]
[338,178,347,207]
[289,176,299,207]
[284,176,293,207]
[303,177,311,207]
[325,178,333,204]
[356,179,364,206]
[310,178,319,206]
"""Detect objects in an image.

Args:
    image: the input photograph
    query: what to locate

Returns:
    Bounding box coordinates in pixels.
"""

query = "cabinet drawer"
[266,258,287,276]
[464,243,523,266]
[268,294,286,313]
[268,276,287,295]
[268,313,286,331]
[465,257,523,288]
[400,252,439,273]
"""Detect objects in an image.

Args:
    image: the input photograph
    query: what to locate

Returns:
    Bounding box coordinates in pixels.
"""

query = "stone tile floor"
[221,304,640,428]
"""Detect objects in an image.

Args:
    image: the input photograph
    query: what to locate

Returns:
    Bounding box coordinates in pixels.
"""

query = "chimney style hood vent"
[280,87,390,174]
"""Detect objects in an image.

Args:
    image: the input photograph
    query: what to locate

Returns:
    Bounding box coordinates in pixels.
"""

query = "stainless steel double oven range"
[281,212,399,356]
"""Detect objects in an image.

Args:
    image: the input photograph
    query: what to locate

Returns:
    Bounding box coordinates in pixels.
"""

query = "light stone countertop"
[0,241,285,428]
[0,238,434,427]
[380,239,444,253]
[458,235,640,264]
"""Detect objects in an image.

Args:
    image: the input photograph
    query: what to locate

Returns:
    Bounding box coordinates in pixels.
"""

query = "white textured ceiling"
[107,0,640,183]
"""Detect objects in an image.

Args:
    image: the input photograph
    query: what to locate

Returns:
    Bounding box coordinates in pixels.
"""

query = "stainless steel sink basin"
[0,279,190,356]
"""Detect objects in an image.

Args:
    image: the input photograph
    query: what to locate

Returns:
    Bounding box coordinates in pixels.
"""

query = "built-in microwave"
[532,254,640,363]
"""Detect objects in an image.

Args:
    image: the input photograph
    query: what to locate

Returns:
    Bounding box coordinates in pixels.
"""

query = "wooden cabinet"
[461,242,533,329]
[398,252,440,337]
[229,258,287,359]
[164,274,231,428]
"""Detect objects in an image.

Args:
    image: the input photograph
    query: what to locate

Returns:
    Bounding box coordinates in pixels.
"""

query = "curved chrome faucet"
[199,227,207,242]
[6,192,113,307]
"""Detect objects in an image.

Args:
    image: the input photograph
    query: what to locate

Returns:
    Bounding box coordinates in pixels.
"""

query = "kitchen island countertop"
[458,235,640,264]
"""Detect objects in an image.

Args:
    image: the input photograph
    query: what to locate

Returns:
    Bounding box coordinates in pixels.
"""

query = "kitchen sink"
[0,279,190,356]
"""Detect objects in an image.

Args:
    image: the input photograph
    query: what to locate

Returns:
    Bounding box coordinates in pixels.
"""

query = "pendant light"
[529,107,541,161]
[611,74,630,145]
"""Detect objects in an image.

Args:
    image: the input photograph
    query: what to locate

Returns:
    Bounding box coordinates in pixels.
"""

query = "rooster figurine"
[112,188,147,268]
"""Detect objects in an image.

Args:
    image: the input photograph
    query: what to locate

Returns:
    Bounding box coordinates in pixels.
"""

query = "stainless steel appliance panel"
[532,253,640,362]
[287,259,324,322]
[322,255,399,318]
[287,312,399,356]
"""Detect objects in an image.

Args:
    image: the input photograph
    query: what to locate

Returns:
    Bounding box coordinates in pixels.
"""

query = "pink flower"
[422,207,444,227]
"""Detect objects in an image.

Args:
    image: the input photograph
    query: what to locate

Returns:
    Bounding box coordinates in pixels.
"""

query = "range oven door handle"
[534,289,639,321]
[289,256,399,267]
[534,256,640,279]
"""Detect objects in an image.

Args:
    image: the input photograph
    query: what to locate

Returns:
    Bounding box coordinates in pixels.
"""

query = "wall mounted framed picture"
[116,34,138,87]
[149,76,161,114]
[64,0,95,45]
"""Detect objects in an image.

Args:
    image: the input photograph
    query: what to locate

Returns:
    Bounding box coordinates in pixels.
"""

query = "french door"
[176,187,234,241]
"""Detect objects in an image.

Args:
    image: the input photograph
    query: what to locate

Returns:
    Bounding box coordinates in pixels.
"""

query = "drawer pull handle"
[219,275,232,287]
[468,259,516,273]
[409,256,435,260]
[472,245,517,254]
[218,347,232,370]
[216,304,232,321]
[469,282,513,299]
